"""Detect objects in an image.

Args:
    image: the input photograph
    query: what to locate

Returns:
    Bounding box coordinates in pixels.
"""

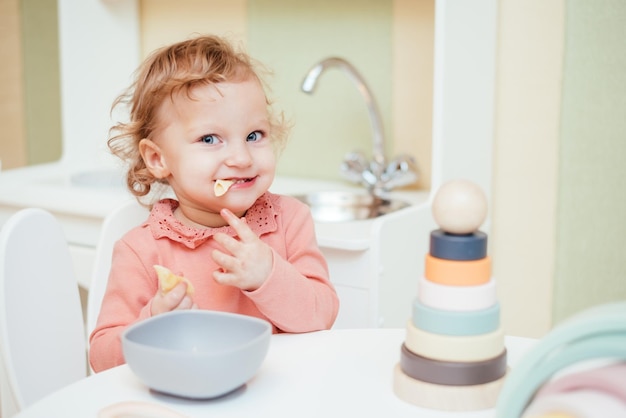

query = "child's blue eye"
[200,134,217,144]
[247,131,263,142]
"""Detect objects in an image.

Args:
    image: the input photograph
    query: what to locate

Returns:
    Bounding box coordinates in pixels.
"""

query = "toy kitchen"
[0,0,497,330]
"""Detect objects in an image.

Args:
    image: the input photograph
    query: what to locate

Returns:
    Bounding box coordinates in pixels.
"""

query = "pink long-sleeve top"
[89,193,339,372]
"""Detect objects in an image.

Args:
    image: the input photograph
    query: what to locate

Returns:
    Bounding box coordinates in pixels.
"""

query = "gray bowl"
[122,310,271,399]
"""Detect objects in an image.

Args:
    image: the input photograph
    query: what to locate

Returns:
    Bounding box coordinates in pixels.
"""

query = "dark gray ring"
[400,344,507,386]
[430,229,488,261]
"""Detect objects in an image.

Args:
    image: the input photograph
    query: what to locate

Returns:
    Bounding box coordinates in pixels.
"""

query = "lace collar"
[149,193,280,249]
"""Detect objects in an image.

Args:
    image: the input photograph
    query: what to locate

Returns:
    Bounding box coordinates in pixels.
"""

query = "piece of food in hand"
[154,265,194,295]
[214,179,234,197]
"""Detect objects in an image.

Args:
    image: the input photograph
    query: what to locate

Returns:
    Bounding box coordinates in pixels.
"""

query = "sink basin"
[294,191,410,222]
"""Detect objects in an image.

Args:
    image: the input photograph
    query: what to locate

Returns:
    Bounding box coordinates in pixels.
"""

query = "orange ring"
[424,254,491,286]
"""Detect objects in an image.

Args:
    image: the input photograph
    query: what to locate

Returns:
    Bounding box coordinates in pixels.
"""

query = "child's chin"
[223,200,259,216]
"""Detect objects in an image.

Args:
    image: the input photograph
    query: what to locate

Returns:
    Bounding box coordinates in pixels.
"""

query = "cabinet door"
[323,247,378,328]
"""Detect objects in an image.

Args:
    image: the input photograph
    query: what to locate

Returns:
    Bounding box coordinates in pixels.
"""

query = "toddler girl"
[89,35,339,372]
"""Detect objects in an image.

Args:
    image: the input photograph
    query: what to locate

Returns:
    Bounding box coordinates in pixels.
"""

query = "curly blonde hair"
[108,35,289,199]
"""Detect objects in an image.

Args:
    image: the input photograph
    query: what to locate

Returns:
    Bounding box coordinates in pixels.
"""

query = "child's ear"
[139,138,170,179]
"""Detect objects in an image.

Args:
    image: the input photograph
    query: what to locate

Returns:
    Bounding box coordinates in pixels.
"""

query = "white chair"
[0,208,87,417]
[86,199,149,341]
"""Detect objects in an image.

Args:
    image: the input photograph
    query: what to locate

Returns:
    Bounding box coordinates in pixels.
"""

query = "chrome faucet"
[301,57,418,196]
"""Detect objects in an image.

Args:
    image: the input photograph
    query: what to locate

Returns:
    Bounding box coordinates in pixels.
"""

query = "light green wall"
[553,0,626,323]
[22,0,393,179]
[247,0,393,181]
[21,0,62,165]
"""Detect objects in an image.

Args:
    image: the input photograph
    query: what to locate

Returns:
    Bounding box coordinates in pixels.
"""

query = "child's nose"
[224,141,253,166]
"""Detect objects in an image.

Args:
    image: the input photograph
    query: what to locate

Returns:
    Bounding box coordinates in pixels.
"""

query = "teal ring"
[412,299,500,336]
[495,302,626,418]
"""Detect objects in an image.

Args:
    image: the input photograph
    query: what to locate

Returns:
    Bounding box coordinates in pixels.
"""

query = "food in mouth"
[214,179,235,197]
[154,265,195,295]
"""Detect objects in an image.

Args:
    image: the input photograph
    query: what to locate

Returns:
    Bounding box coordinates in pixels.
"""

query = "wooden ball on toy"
[432,179,487,234]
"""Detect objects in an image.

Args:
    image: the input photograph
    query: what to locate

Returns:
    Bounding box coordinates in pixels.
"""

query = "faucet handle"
[385,154,417,174]
[341,151,418,193]
[340,152,376,188]
[342,151,369,172]
[381,155,419,190]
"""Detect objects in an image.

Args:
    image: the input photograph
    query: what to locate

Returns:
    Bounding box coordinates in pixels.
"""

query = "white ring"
[418,276,497,312]
[393,364,507,412]
[405,320,505,362]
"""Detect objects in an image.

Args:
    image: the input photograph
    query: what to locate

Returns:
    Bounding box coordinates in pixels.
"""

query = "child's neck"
[173,206,229,229]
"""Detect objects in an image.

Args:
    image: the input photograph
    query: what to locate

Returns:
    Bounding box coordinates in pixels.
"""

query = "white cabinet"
[315,196,435,329]
[0,163,134,289]
[323,248,374,328]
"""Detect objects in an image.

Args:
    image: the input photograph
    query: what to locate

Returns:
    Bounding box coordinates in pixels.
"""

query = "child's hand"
[150,281,196,315]
[211,208,273,291]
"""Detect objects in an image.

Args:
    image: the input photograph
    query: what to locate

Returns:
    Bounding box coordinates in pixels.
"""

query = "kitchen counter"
[0,163,428,248]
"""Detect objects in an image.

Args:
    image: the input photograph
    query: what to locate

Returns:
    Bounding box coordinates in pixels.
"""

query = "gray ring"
[400,344,507,386]
[430,229,487,260]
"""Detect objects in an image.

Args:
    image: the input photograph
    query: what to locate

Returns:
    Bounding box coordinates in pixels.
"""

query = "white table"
[15,329,536,417]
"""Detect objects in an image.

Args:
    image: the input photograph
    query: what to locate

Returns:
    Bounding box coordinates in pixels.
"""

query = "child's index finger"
[220,208,256,240]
